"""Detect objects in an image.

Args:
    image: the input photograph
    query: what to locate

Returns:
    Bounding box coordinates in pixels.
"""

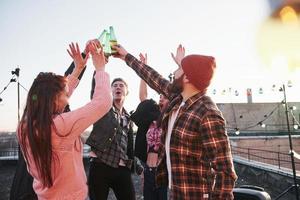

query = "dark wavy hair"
[19,72,67,188]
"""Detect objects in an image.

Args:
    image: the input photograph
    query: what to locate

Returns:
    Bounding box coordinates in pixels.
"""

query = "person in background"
[131,53,168,200]
[17,41,112,200]
[113,44,237,199]
[87,73,136,199]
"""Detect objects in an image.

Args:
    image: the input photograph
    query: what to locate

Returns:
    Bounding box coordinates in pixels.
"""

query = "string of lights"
[227,103,282,135]
[226,82,299,135]
[210,80,293,96]
[290,109,300,130]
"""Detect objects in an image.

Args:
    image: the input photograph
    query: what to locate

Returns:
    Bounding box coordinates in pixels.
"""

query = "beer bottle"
[109,26,118,55]
[97,29,107,45]
[103,31,112,56]
[97,29,111,56]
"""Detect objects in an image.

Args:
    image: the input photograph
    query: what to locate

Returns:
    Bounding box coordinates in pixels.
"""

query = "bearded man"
[113,44,237,200]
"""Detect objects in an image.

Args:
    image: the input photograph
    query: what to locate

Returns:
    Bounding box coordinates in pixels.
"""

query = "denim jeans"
[88,161,135,200]
[143,163,168,200]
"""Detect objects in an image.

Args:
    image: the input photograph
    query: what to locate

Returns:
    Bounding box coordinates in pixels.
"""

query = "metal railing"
[231,146,300,171]
[0,145,92,160]
[0,148,18,160]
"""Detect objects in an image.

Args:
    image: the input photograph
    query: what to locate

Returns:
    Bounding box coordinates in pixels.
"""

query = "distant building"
[217,102,300,135]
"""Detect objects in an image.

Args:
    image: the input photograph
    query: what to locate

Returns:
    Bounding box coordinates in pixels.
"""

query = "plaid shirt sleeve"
[201,113,237,199]
[125,53,172,99]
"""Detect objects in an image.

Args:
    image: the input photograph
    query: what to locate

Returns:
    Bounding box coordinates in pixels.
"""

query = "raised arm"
[64,53,87,80]
[139,79,147,102]
[54,41,112,138]
[139,53,148,102]
[63,46,91,112]
[67,42,89,79]
[66,42,89,97]
[89,39,110,99]
[113,45,172,99]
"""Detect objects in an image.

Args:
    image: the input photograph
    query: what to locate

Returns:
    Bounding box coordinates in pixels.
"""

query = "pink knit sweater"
[18,70,112,200]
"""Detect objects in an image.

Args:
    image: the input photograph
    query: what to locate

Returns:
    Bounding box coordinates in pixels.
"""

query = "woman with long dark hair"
[131,53,169,200]
[17,41,112,200]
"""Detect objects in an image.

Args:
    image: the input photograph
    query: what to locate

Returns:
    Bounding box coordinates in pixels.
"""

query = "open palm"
[67,42,89,70]
[139,53,147,64]
[171,44,185,66]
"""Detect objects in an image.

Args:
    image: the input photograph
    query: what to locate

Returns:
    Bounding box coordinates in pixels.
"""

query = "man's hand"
[67,42,89,71]
[112,44,128,60]
[139,53,147,64]
[171,44,185,67]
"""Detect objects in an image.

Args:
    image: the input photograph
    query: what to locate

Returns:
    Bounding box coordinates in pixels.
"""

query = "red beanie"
[181,54,216,91]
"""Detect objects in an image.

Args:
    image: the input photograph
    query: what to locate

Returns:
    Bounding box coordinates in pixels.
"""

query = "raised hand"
[89,41,106,71]
[85,39,100,54]
[139,53,147,64]
[112,44,128,60]
[171,44,185,67]
[67,42,89,71]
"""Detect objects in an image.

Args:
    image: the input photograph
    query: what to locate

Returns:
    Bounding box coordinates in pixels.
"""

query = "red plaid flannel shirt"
[125,54,237,200]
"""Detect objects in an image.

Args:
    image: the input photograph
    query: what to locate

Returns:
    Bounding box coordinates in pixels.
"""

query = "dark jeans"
[143,163,168,200]
[88,160,135,200]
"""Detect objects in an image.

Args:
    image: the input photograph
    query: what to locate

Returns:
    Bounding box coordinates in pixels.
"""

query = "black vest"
[86,108,134,160]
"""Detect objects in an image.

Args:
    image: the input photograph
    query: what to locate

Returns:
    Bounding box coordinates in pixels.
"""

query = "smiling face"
[111,80,128,102]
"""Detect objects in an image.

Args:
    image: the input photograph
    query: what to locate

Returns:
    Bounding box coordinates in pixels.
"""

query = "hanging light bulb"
[272,84,276,91]
[294,125,299,130]
[259,87,263,94]
[287,80,293,87]
[221,89,226,95]
[235,128,240,135]
[212,89,217,95]
[258,122,266,128]
[235,90,239,96]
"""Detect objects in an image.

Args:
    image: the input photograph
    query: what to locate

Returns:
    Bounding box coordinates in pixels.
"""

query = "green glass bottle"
[103,31,112,56]
[97,29,107,45]
[97,29,111,56]
[109,26,118,55]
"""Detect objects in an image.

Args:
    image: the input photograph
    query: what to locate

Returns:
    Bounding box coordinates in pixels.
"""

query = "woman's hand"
[89,40,106,71]
[67,42,89,71]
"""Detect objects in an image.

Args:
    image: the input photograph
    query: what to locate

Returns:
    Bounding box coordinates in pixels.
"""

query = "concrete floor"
[1,161,297,200]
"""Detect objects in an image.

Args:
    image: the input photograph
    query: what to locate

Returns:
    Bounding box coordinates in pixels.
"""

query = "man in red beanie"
[113,44,237,200]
